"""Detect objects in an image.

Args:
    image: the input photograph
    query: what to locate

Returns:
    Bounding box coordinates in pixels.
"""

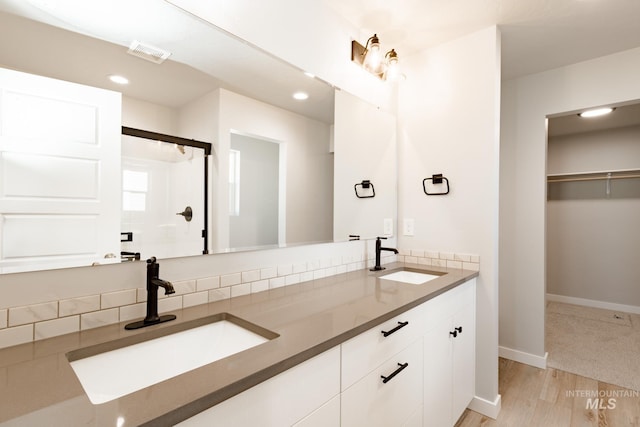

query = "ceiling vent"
[127,40,171,64]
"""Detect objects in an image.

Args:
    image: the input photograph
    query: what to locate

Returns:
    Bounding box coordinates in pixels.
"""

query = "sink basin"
[379,269,443,285]
[67,313,278,404]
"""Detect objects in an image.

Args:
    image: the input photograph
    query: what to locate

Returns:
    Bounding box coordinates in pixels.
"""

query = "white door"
[0,67,121,273]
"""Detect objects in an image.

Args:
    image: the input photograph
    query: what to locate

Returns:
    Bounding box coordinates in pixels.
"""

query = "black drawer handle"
[449,326,462,338]
[381,362,409,384]
[381,321,409,337]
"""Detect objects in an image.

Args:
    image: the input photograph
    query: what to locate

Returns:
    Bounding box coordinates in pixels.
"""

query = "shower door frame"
[122,126,212,254]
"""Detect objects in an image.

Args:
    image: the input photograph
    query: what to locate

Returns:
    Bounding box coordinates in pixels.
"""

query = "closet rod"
[548,173,640,183]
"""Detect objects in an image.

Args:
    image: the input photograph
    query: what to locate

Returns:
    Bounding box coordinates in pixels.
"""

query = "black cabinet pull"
[381,363,409,384]
[450,326,463,338]
[381,321,408,337]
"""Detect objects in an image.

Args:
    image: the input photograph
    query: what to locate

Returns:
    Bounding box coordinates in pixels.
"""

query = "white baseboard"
[499,346,548,369]
[468,394,502,419]
[546,293,640,315]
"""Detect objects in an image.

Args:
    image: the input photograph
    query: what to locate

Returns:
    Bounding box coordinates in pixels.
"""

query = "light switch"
[403,219,414,236]
[383,218,393,236]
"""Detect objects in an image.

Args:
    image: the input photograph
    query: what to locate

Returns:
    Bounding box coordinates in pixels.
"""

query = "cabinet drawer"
[341,304,425,390]
[341,339,423,427]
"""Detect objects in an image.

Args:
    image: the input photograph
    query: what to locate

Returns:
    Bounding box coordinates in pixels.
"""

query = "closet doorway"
[545,102,640,391]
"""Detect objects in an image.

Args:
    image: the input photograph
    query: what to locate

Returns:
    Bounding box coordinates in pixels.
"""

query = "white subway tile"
[197,276,220,291]
[285,274,301,286]
[260,267,277,280]
[119,303,146,322]
[173,279,196,295]
[81,308,119,330]
[251,280,269,293]
[307,260,320,271]
[269,277,285,289]
[242,270,261,283]
[277,264,293,276]
[395,255,405,263]
[410,249,425,257]
[313,269,326,280]
[417,257,432,266]
[447,260,463,269]
[9,302,58,327]
[292,263,307,274]
[300,271,314,282]
[59,295,100,317]
[208,288,230,302]
[439,252,455,260]
[136,288,147,302]
[35,316,79,340]
[336,265,347,275]
[454,253,472,262]
[320,258,332,268]
[0,325,33,349]
[331,257,342,267]
[342,255,354,264]
[101,289,136,309]
[405,256,418,264]
[231,283,251,298]
[432,259,447,267]
[221,273,241,287]
[463,262,480,272]
[325,266,337,277]
[425,251,439,259]
[158,296,182,314]
[470,254,480,263]
[184,291,209,308]
[0,309,7,329]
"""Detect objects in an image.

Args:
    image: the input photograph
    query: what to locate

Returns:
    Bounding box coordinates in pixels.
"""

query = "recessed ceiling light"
[579,107,614,118]
[109,75,129,85]
[293,92,309,101]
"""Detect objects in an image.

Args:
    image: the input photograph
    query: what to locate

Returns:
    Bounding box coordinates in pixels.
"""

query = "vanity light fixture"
[293,91,309,100]
[351,34,400,81]
[579,107,614,118]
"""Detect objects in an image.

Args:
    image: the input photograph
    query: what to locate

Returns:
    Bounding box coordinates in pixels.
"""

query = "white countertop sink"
[379,269,442,285]
[67,314,277,404]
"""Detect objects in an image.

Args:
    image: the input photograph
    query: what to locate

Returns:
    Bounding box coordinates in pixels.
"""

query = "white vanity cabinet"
[178,346,341,427]
[423,279,476,427]
[178,277,476,427]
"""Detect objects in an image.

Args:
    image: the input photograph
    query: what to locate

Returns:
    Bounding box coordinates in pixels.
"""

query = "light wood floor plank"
[455,359,639,427]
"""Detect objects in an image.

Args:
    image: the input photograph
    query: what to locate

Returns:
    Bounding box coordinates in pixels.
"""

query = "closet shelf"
[547,168,640,183]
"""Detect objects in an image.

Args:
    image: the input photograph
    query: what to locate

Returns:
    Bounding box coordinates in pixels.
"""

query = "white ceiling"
[1,0,639,124]
[326,0,640,80]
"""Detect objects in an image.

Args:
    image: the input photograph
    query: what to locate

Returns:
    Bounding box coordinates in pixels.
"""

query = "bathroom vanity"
[0,263,477,426]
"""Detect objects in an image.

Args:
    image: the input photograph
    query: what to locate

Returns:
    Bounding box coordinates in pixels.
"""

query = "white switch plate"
[403,219,415,236]
[383,218,393,236]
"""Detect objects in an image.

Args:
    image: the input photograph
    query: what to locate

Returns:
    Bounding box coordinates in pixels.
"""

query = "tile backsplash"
[0,246,479,349]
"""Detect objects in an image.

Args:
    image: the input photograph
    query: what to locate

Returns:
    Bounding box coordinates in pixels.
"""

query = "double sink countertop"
[0,263,478,426]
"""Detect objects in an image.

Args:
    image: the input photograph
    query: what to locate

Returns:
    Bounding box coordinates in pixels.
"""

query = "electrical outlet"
[383,218,393,236]
[403,218,415,236]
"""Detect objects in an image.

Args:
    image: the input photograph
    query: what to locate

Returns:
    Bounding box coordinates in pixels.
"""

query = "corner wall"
[398,26,502,410]
[499,47,640,363]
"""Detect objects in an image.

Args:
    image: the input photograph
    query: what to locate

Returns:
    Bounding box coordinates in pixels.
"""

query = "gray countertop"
[0,263,478,426]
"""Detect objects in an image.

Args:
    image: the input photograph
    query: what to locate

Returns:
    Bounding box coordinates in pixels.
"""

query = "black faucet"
[370,236,399,271]
[125,257,177,330]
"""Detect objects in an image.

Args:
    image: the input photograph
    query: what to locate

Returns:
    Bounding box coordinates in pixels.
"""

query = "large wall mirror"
[0,0,336,273]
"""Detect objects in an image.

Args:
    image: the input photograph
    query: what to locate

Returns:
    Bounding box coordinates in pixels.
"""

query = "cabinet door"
[423,316,453,427]
[451,284,476,422]
[342,339,423,427]
[178,346,340,427]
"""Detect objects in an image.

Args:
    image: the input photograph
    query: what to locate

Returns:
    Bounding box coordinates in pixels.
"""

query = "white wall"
[214,89,333,251]
[546,125,640,307]
[500,46,640,362]
[333,90,397,241]
[398,26,501,407]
